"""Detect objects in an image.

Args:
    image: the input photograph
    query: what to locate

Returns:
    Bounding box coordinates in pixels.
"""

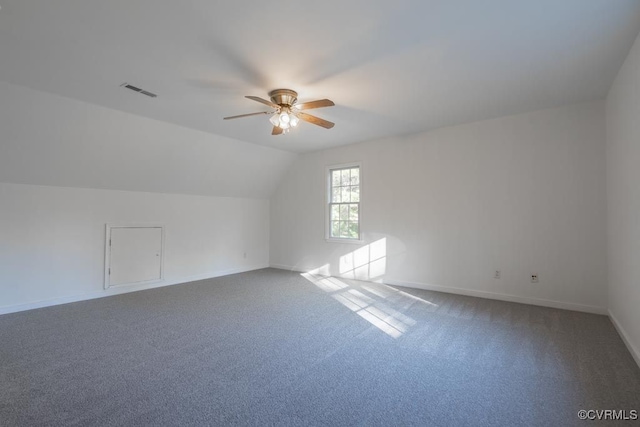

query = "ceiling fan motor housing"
[269,89,298,107]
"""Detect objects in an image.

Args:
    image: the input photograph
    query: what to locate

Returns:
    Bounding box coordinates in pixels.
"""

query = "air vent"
[120,83,157,98]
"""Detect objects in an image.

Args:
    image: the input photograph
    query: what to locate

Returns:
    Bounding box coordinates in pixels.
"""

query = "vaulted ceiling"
[1,0,640,153]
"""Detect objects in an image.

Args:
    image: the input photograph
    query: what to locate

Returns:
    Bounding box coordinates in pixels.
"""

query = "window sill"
[325,238,365,245]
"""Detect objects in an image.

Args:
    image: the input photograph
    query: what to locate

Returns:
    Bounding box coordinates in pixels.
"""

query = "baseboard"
[382,278,607,315]
[608,310,640,369]
[177,264,270,283]
[0,263,269,316]
[269,263,305,272]
[268,265,607,315]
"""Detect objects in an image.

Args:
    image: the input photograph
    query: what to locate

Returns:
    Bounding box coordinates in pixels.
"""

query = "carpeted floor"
[1,268,639,426]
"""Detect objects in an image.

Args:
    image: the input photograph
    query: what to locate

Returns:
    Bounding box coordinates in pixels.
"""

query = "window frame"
[325,162,363,244]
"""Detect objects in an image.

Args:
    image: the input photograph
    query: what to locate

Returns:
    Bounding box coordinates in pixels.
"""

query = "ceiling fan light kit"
[223,89,335,136]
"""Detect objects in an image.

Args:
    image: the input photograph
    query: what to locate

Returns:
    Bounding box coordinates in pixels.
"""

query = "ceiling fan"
[223,89,335,135]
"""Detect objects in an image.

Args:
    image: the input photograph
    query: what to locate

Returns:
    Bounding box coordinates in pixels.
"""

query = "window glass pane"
[341,187,351,203]
[348,222,359,238]
[349,204,359,221]
[331,205,340,221]
[340,221,349,238]
[350,168,359,185]
[350,186,360,202]
[332,170,341,187]
[332,188,341,203]
[341,169,350,186]
[328,166,360,240]
[339,205,349,220]
[331,221,340,238]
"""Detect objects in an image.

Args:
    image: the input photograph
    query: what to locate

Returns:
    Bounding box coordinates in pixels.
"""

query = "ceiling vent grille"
[120,83,157,98]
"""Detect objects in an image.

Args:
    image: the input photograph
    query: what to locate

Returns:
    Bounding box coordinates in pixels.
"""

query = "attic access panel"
[105,225,164,289]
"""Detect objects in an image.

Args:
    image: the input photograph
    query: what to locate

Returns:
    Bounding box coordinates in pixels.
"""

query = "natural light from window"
[328,165,360,240]
[301,272,416,338]
[339,238,386,280]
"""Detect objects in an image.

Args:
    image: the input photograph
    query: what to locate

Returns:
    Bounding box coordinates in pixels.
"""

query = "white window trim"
[325,161,364,244]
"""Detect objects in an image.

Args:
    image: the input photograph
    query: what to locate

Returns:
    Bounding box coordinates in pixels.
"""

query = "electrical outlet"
[531,274,539,283]
[494,270,501,279]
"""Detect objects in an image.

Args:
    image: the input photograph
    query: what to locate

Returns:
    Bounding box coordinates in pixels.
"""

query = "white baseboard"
[608,310,640,369]
[383,278,607,315]
[0,263,269,316]
[383,278,607,314]
[268,265,607,315]
[269,263,305,272]
[178,264,269,284]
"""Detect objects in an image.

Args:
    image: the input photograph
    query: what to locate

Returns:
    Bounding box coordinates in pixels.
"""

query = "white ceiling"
[0,81,297,199]
[1,0,639,153]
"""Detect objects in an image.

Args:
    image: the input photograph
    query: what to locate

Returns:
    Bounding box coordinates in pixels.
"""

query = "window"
[327,164,361,241]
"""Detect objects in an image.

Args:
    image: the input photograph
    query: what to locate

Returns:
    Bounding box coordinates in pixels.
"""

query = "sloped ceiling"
[0,0,639,154]
[0,82,296,199]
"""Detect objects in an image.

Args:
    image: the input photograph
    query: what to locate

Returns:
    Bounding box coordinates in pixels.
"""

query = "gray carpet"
[1,268,639,426]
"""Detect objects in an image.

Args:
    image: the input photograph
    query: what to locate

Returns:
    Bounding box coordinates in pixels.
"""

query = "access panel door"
[107,226,163,288]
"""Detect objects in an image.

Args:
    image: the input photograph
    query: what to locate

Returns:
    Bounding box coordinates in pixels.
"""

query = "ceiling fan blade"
[246,96,280,109]
[298,112,335,129]
[223,111,272,120]
[295,99,335,110]
[272,126,283,135]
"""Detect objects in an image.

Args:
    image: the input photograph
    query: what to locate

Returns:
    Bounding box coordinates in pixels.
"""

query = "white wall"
[270,101,607,313]
[0,81,294,314]
[606,31,640,364]
[0,183,270,313]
